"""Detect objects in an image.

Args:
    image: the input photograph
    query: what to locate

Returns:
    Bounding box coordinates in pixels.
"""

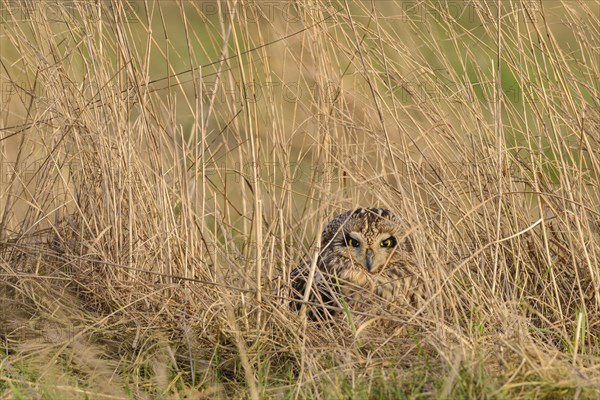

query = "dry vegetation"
[1,0,599,398]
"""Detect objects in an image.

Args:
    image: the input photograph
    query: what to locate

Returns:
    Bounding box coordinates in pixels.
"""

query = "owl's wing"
[289,260,339,319]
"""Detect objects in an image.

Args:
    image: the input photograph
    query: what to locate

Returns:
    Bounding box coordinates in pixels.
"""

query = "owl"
[290,207,414,318]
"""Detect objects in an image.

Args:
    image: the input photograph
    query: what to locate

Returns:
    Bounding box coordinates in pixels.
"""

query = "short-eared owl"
[291,208,413,317]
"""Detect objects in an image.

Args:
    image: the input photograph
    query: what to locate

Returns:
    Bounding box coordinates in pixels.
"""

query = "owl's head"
[322,208,409,274]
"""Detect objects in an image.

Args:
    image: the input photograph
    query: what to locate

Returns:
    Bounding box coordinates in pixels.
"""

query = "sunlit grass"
[1,0,599,398]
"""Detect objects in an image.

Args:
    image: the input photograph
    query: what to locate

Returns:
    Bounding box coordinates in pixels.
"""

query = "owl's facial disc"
[343,232,398,273]
[368,233,398,273]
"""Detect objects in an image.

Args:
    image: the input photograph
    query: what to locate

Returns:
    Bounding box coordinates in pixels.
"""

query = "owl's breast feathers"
[328,257,408,301]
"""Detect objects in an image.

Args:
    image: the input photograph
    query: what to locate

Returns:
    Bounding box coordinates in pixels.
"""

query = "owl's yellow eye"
[380,237,397,248]
[345,236,361,247]
[348,238,360,247]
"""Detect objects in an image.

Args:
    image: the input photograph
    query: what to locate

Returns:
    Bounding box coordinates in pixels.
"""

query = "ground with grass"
[1,1,599,399]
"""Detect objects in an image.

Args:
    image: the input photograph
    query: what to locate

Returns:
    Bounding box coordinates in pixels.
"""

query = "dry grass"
[1,0,599,398]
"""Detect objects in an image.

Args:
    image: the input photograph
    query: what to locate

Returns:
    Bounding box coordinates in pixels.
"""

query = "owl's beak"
[365,248,374,272]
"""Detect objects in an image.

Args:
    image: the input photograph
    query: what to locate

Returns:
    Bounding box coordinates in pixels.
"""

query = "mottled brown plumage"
[291,208,414,318]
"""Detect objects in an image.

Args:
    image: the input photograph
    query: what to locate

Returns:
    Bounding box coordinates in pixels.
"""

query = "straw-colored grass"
[1,0,599,398]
